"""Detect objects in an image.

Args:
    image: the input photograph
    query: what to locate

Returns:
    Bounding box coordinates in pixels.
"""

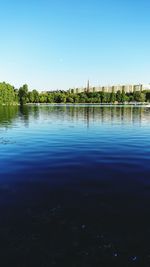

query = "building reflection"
[0,105,150,128]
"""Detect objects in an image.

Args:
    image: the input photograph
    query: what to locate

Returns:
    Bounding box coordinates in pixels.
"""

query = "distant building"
[69,82,150,94]
[87,80,90,93]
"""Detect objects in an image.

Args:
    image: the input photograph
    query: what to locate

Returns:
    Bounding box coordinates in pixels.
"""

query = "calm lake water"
[0,104,150,267]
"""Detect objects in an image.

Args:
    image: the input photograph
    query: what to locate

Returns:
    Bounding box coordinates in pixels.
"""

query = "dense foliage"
[0,82,150,105]
[20,87,150,104]
[0,82,18,104]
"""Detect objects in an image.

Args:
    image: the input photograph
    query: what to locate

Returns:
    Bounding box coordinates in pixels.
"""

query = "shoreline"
[1,103,150,107]
[26,102,150,107]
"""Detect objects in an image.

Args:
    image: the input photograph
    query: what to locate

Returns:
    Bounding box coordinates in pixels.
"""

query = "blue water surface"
[0,105,150,267]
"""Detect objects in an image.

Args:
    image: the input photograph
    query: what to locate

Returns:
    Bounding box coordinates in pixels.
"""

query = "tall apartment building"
[69,82,150,94]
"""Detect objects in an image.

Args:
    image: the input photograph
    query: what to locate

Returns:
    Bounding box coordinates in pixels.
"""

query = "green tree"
[0,82,17,105]
[121,89,126,103]
[134,91,146,102]
[28,91,34,103]
[145,91,150,102]
[66,96,74,103]
[32,90,39,103]
[110,89,116,103]
[18,84,28,105]
[101,91,107,103]
[116,90,121,103]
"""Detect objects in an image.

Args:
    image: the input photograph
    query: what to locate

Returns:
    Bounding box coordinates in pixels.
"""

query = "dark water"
[0,104,150,267]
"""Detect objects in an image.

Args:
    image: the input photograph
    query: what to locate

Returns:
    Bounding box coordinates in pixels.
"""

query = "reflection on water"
[0,105,18,127]
[0,105,150,267]
[0,105,150,128]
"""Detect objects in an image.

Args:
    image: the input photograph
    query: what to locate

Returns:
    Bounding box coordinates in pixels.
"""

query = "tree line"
[0,82,150,105]
[0,82,18,104]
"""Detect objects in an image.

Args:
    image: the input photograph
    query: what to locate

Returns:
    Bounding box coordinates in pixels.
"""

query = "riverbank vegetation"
[0,82,18,105]
[0,82,150,105]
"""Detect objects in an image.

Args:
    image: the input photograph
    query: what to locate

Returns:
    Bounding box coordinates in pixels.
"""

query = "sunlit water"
[0,105,150,266]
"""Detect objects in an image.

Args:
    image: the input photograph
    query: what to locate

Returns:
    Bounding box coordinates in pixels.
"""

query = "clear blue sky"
[0,0,150,91]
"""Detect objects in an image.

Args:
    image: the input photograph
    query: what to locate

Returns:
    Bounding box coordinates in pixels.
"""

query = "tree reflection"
[0,105,149,128]
[0,106,19,128]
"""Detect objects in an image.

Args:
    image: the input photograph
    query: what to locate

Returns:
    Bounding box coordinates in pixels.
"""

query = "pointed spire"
[87,80,90,92]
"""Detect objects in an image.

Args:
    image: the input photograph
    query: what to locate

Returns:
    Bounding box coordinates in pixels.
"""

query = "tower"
[87,80,90,93]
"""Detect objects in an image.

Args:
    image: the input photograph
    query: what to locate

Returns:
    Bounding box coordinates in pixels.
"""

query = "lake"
[0,104,150,267]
